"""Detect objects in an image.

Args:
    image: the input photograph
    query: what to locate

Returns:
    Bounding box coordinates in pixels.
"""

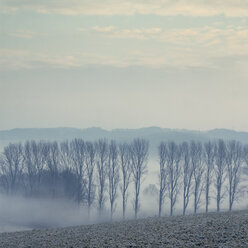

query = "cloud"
[1,0,248,17]
[114,28,162,40]
[80,52,169,68]
[92,26,116,33]
[0,48,203,70]
[1,25,248,71]
[90,26,162,39]
[59,24,248,70]
[89,25,248,54]
[9,30,36,39]
[0,48,216,71]
[0,49,81,70]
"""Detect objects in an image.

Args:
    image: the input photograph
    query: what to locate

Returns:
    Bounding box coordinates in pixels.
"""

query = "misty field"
[0,210,248,248]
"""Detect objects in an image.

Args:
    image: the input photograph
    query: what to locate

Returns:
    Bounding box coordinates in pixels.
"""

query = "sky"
[0,0,248,131]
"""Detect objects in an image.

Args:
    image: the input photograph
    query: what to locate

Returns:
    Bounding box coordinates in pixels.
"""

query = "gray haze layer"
[1,127,248,155]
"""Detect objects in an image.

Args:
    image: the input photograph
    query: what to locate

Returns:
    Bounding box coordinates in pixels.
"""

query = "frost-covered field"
[0,210,248,248]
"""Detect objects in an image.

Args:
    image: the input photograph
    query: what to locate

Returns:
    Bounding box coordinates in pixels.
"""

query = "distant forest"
[0,138,248,219]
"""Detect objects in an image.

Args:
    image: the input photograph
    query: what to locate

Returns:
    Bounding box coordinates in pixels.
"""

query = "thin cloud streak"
[9,30,36,39]
[1,0,248,17]
[91,26,162,40]
[0,49,81,70]
[88,25,248,49]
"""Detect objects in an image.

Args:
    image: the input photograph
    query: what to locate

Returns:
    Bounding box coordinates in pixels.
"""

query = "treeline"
[0,138,248,219]
[158,140,248,217]
[0,139,148,219]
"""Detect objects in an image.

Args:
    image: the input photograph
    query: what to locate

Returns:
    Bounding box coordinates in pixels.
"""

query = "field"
[0,210,248,248]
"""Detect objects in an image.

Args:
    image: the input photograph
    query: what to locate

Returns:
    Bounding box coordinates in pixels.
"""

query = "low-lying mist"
[0,192,159,233]
[1,180,248,233]
[0,195,90,232]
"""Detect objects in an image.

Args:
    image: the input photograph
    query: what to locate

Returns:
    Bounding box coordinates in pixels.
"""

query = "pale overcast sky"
[0,1,248,131]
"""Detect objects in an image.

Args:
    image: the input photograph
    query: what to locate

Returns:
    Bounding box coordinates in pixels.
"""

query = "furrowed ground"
[0,210,248,248]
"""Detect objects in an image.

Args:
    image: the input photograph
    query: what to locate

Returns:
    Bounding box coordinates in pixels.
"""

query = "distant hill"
[1,127,248,156]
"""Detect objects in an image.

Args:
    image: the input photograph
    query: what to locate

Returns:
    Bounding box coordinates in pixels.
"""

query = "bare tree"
[181,141,193,215]
[158,142,167,217]
[23,140,45,195]
[243,144,248,175]
[45,141,60,198]
[23,141,37,195]
[119,142,132,219]
[60,140,73,170]
[107,140,119,220]
[0,154,9,193]
[60,140,78,199]
[166,141,181,216]
[2,143,23,194]
[214,139,226,212]
[203,141,215,213]
[130,138,149,219]
[40,141,51,195]
[32,141,46,193]
[85,141,96,217]
[70,138,86,205]
[226,140,243,211]
[96,139,108,217]
[190,141,205,214]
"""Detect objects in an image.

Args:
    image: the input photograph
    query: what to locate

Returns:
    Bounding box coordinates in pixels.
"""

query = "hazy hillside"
[1,127,248,156]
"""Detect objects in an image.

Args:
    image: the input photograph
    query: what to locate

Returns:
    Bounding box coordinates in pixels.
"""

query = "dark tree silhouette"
[2,143,23,194]
[203,141,215,213]
[119,142,132,219]
[46,141,60,198]
[190,141,205,214]
[181,141,193,215]
[130,139,149,219]
[158,142,167,217]
[226,140,242,211]
[166,141,181,216]
[214,139,226,212]
[96,139,108,217]
[107,140,119,220]
[85,141,96,218]
[71,139,86,205]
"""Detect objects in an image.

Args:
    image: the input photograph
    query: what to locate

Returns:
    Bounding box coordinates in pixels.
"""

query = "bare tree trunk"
[170,190,173,216]
[85,141,96,221]
[130,139,149,219]
[226,140,242,211]
[158,190,163,217]
[119,143,131,220]
[214,139,226,212]
[190,141,204,214]
[96,139,108,218]
[158,142,167,217]
[181,142,192,216]
[243,145,248,175]
[108,140,119,221]
[71,139,86,205]
[205,180,209,213]
[204,141,215,213]
[166,142,181,217]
